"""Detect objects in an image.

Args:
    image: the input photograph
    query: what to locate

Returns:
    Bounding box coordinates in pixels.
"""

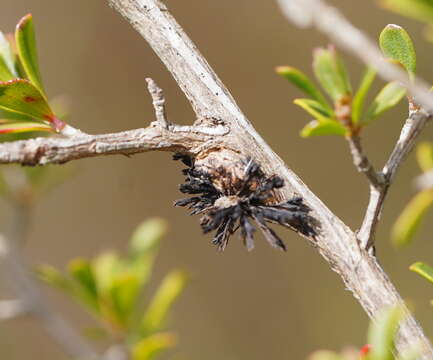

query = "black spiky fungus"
[173,151,317,251]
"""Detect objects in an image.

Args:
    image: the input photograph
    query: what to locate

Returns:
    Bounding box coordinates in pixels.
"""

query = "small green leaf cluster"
[38,218,187,360]
[0,14,66,136]
[277,25,416,138]
[381,0,433,41]
[309,307,418,360]
[392,143,433,247]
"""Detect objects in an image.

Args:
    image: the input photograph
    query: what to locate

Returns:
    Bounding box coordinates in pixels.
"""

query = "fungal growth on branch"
[174,150,317,251]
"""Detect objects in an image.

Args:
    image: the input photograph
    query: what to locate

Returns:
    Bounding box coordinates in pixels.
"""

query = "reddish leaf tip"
[16,14,33,31]
[45,115,66,132]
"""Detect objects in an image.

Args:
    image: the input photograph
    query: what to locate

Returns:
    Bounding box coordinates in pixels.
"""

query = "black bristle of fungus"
[174,155,318,251]
[173,153,193,167]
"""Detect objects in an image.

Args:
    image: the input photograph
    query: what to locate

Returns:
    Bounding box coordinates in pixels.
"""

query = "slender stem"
[358,108,430,249]
[347,135,383,188]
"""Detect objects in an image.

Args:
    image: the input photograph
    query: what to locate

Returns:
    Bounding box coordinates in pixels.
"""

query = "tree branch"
[0,0,431,358]
[105,0,432,358]
[0,78,229,166]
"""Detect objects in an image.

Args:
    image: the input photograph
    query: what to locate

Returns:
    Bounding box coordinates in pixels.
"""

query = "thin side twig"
[145,77,169,129]
[358,108,431,249]
[0,78,229,166]
[347,135,383,188]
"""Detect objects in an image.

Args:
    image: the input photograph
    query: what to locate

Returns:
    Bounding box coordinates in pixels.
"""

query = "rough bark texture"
[0,0,431,358]
[106,0,432,358]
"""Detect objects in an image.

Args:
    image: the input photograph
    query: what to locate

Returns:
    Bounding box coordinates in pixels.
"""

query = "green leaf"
[0,79,64,130]
[379,24,417,75]
[0,107,33,121]
[38,265,74,292]
[15,14,45,93]
[368,307,404,360]
[140,271,187,335]
[392,190,433,247]
[313,46,352,102]
[276,66,332,111]
[293,98,334,122]
[92,251,121,294]
[308,350,343,360]
[410,262,433,284]
[0,32,17,81]
[129,218,166,258]
[108,273,141,326]
[416,142,433,172]
[38,264,100,316]
[300,119,347,137]
[352,67,376,124]
[132,332,176,360]
[0,121,52,134]
[363,81,406,124]
[381,0,433,25]
[68,258,99,313]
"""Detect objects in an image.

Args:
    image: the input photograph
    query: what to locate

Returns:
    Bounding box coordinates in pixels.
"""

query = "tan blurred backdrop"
[0,1,432,359]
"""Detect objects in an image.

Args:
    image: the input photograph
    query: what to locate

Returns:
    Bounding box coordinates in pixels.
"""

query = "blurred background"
[0,0,432,359]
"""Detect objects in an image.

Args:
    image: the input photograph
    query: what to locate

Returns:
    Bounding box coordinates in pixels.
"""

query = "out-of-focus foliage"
[276,25,416,138]
[392,142,433,247]
[308,307,419,360]
[38,218,187,360]
[0,14,67,137]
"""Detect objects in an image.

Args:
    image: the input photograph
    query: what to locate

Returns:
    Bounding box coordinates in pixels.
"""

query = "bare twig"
[146,77,169,129]
[0,124,222,165]
[359,108,431,249]
[0,78,229,166]
[347,135,383,188]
